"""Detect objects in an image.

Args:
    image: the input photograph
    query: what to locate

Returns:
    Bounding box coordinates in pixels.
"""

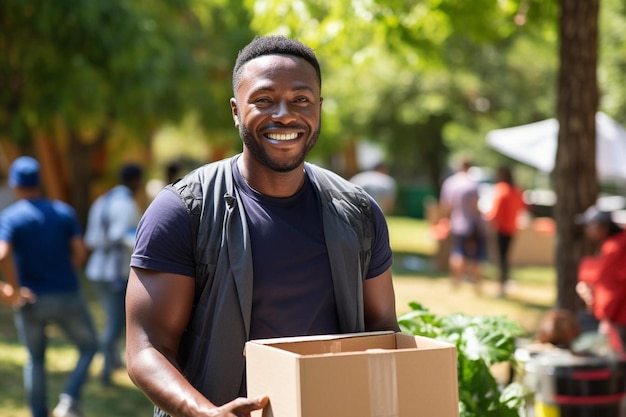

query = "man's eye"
[253,97,272,105]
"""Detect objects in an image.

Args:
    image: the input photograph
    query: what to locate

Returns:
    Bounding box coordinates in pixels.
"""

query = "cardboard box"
[246,331,459,417]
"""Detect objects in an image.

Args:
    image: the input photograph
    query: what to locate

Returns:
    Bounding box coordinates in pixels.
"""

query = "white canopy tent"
[486,112,626,182]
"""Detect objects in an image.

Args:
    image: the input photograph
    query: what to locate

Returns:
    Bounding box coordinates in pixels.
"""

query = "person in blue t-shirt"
[0,156,98,417]
[126,36,401,417]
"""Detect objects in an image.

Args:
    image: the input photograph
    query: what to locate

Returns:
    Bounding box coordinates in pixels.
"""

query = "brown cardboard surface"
[246,332,459,417]
[251,331,398,356]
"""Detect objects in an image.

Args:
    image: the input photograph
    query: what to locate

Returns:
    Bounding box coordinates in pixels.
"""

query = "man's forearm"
[0,251,20,289]
[127,346,219,417]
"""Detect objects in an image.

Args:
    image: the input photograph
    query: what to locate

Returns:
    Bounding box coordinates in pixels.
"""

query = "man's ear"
[230,98,239,127]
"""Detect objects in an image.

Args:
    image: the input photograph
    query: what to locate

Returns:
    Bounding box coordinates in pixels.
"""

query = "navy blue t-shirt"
[131,160,393,339]
[0,198,83,295]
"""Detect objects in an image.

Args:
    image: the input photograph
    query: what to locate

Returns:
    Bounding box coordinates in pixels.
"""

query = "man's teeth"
[267,133,299,141]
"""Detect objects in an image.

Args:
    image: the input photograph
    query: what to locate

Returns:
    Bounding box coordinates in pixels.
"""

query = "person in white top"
[350,162,398,215]
[84,163,143,386]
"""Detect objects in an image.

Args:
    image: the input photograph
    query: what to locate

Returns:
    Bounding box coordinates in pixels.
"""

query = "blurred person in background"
[145,161,183,201]
[485,165,526,298]
[349,162,398,215]
[575,205,626,354]
[0,156,97,417]
[439,159,487,293]
[84,163,143,386]
[165,161,182,185]
[536,308,581,350]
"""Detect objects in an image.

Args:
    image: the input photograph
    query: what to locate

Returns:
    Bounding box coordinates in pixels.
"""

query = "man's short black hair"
[232,35,321,93]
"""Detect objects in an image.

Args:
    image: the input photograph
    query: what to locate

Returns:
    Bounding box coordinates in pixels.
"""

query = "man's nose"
[272,101,296,123]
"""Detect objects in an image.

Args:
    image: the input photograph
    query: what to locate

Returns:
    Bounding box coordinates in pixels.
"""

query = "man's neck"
[14,188,41,200]
[237,155,306,198]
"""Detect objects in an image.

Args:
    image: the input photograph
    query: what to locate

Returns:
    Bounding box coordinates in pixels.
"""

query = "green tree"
[0,0,254,222]
[243,0,558,188]
[599,0,626,124]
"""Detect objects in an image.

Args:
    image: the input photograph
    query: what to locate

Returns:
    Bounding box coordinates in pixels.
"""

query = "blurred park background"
[2,0,626,415]
[0,215,557,416]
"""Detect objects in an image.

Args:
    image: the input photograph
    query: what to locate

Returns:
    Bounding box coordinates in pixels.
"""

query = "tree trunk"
[34,131,69,203]
[67,129,109,227]
[554,0,599,312]
[420,114,450,198]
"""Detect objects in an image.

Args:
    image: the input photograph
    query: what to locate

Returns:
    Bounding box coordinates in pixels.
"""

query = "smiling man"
[125,36,400,417]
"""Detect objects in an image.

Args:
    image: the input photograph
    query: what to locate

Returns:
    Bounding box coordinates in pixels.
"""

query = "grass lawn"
[387,216,556,332]
[0,216,557,416]
[0,286,153,417]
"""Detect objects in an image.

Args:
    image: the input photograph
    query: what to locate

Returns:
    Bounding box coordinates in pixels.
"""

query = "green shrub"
[398,302,528,417]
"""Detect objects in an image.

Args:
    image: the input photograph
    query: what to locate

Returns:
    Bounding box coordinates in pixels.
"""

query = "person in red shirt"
[575,205,626,353]
[486,166,526,298]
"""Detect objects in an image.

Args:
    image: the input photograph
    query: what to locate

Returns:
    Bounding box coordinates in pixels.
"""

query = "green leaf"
[398,304,526,416]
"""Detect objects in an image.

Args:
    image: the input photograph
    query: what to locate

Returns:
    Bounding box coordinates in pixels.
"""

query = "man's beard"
[239,124,320,173]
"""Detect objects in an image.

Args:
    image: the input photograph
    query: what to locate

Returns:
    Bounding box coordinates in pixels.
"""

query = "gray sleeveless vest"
[156,156,373,416]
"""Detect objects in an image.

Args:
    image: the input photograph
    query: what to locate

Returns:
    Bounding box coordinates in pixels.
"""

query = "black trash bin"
[531,350,626,417]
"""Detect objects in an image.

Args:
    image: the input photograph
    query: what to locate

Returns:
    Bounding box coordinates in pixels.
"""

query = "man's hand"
[0,283,36,306]
[576,281,594,311]
[0,283,12,304]
[16,287,37,306]
[207,396,269,417]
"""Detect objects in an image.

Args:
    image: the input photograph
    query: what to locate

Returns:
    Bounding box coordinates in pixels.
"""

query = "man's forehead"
[242,53,313,72]
[237,54,320,92]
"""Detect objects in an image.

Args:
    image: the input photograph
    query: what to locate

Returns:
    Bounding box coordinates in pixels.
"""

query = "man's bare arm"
[363,268,400,332]
[69,236,87,268]
[126,267,267,417]
[0,241,26,305]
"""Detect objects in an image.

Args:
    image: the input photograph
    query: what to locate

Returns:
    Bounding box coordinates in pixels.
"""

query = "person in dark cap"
[575,204,626,353]
[0,156,98,417]
[84,162,143,386]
